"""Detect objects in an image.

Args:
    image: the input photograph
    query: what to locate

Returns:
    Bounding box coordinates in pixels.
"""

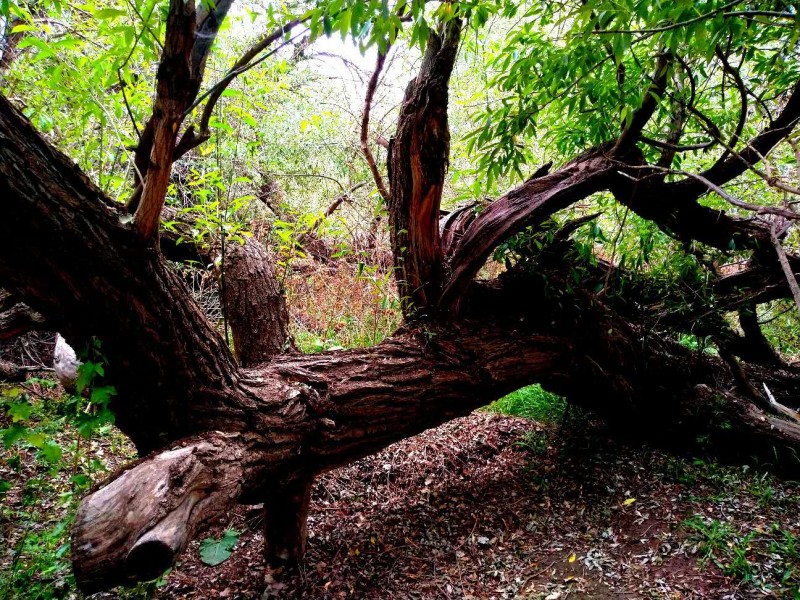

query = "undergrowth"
[487,384,566,425]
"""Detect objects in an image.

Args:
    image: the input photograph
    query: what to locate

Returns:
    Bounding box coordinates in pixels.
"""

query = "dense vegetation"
[1,0,799,597]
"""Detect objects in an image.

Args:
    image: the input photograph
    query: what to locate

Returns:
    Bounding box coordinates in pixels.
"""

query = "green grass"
[488,385,566,425]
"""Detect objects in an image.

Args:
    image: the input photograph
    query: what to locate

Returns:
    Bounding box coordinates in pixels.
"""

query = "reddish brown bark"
[133,0,198,244]
[388,21,461,314]
[441,150,615,311]
[1,87,799,591]
[1,7,800,592]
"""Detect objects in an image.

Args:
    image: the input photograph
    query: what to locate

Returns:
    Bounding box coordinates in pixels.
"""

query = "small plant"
[199,529,241,566]
[683,515,736,562]
[748,472,777,509]
[488,385,566,425]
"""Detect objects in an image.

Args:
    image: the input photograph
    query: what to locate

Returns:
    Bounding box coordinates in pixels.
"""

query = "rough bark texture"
[388,21,461,314]
[0,94,240,453]
[0,288,46,341]
[223,237,291,366]
[1,13,800,592]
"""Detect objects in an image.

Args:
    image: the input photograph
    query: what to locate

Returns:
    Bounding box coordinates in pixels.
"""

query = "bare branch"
[361,47,390,202]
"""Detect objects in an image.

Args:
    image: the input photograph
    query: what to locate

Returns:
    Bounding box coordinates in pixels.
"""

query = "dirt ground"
[134,412,800,599]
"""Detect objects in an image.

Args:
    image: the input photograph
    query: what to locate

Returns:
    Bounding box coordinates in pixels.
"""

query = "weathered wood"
[72,433,251,592]
[2,31,800,595]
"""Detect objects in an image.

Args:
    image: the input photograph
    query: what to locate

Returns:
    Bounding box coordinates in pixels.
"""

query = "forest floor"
[2,392,800,599]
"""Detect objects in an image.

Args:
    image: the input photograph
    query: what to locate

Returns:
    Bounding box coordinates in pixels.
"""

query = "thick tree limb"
[72,432,252,592]
[441,150,615,311]
[223,237,291,366]
[0,93,240,452]
[389,20,462,315]
[133,0,198,244]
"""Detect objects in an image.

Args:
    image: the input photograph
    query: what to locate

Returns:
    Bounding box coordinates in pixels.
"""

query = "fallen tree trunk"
[69,278,800,591]
[1,28,800,595]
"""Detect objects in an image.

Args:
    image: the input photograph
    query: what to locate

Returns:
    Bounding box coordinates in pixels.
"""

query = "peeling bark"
[388,21,461,314]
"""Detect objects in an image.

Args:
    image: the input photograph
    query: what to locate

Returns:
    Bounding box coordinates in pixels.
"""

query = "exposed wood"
[770,223,800,317]
[54,333,80,391]
[3,17,800,592]
[133,0,198,244]
[72,433,251,593]
[388,21,461,315]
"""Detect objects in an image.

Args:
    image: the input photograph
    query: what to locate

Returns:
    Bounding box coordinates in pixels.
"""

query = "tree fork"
[2,84,800,596]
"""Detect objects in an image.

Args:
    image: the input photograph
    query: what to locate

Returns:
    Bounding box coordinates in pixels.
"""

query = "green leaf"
[2,424,28,448]
[94,8,127,19]
[26,431,46,448]
[0,479,11,496]
[90,385,116,408]
[39,441,63,464]
[8,401,33,422]
[199,529,240,566]
[17,37,57,60]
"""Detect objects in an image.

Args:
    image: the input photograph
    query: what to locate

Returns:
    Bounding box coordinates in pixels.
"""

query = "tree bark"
[263,474,314,566]
[223,237,291,365]
[1,44,800,595]
[388,21,461,315]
